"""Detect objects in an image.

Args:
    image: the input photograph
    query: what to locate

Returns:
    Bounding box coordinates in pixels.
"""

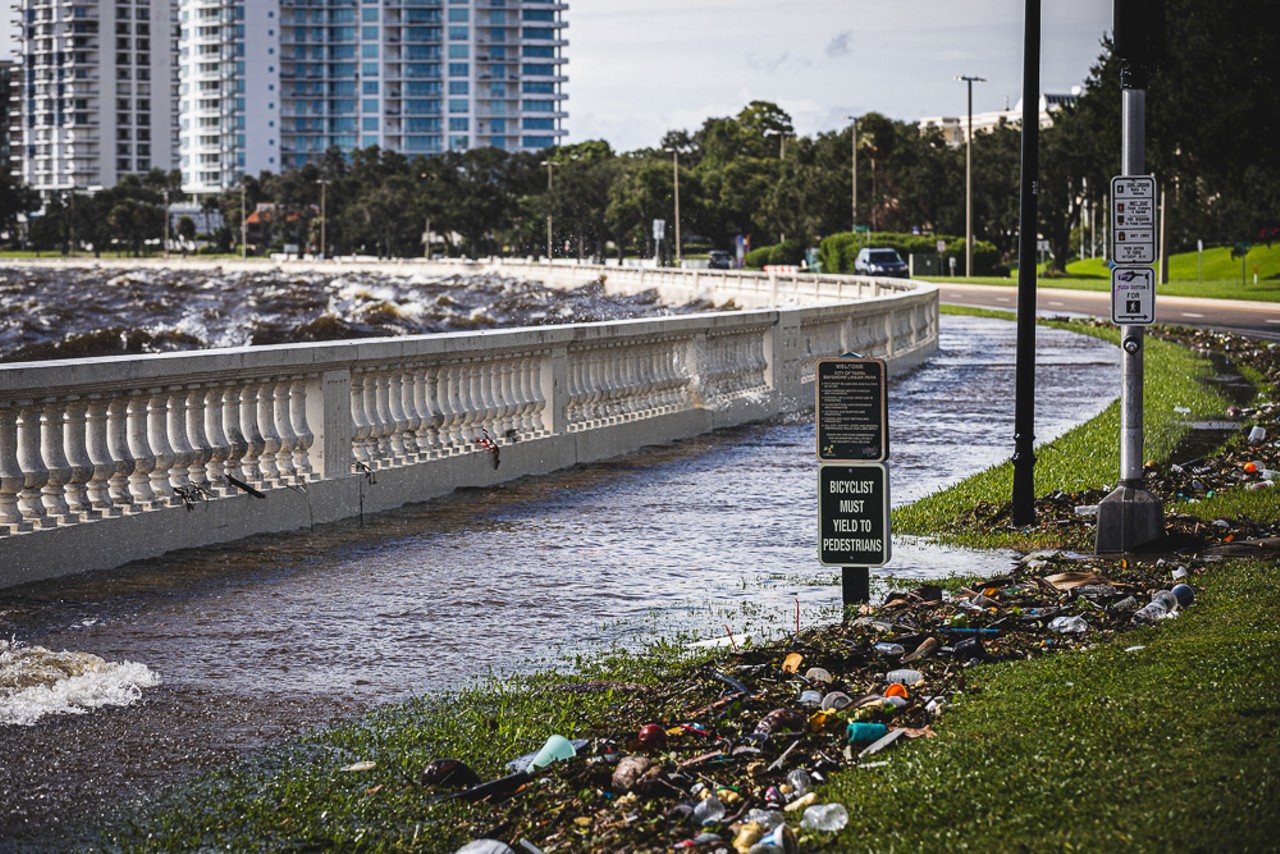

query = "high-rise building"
[176,0,568,196]
[11,0,180,193]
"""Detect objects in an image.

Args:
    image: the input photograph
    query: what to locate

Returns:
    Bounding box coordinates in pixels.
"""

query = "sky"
[0,1,1115,154]
[564,0,1115,152]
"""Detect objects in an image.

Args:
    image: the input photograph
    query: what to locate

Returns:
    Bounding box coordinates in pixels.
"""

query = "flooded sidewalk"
[0,314,1117,844]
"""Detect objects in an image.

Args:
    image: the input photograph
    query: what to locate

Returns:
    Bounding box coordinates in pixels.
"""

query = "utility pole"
[240,179,248,260]
[956,74,986,277]
[163,188,170,258]
[846,115,858,234]
[1010,4,1039,526]
[665,147,682,267]
[540,159,557,261]
[316,178,329,259]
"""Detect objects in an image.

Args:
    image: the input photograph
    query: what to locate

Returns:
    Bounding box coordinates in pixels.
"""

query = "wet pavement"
[0,315,1118,844]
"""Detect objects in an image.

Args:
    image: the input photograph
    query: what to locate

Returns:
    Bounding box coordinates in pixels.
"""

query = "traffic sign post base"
[1095,483,1164,553]
[841,566,870,614]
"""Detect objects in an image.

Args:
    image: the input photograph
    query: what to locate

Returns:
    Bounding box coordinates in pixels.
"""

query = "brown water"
[0,314,1118,845]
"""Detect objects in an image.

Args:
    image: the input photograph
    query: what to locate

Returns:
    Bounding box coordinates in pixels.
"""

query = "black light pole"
[1011,0,1041,526]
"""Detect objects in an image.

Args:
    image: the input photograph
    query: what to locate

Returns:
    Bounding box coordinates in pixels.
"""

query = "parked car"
[854,247,909,278]
[708,249,734,269]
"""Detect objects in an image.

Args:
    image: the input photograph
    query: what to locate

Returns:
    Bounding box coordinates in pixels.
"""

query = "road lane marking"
[1180,312,1204,318]
[1047,300,1065,307]
[1266,319,1280,325]
[996,296,1011,302]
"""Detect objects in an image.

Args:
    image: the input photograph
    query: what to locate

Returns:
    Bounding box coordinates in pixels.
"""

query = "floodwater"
[0,314,1118,844]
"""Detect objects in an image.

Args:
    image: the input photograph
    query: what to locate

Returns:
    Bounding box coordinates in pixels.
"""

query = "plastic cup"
[528,734,577,770]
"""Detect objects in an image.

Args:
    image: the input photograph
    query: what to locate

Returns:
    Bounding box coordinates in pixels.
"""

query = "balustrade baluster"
[255,381,281,483]
[459,361,483,448]
[289,377,314,480]
[238,384,266,486]
[385,371,409,464]
[220,385,248,484]
[62,397,94,518]
[0,404,27,530]
[271,377,298,483]
[102,397,135,509]
[165,388,194,493]
[185,386,212,489]
[497,357,517,437]
[404,365,429,460]
[199,385,227,487]
[436,362,463,452]
[15,402,48,523]
[35,399,72,521]
[125,392,156,506]
[365,371,390,467]
[145,390,176,502]
[349,370,373,469]
[83,396,117,512]
[421,364,444,456]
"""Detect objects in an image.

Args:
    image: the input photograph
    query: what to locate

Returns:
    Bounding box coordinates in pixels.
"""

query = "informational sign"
[1111,175,1157,265]
[816,357,888,462]
[652,219,666,241]
[1112,266,1156,325]
[818,463,891,567]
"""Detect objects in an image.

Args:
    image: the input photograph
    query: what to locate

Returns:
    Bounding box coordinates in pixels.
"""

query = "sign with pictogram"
[1111,175,1157,265]
[1111,265,1156,325]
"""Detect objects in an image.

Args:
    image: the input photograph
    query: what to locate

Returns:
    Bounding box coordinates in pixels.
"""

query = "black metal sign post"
[816,356,891,612]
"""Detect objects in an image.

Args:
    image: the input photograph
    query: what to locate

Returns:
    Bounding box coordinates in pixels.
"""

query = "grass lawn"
[923,243,1280,303]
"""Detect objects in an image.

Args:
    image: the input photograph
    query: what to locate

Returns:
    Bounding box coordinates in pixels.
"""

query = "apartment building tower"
[177,0,568,196]
[11,0,180,192]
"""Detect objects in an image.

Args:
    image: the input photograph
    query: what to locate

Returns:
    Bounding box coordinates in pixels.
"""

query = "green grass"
[894,316,1231,549]
[821,557,1280,852]
[923,243,1280,302]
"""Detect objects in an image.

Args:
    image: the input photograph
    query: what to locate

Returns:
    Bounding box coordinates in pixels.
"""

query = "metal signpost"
[1096,0,1165,552]
[816,356,891,608]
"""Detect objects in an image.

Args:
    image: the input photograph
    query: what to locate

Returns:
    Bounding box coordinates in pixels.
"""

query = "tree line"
[2,0,1274,271]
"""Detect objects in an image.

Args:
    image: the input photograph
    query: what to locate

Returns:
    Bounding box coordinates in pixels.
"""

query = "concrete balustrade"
[0,261,937,587]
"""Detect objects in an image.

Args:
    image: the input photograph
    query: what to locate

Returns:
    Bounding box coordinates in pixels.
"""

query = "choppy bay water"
[0,265,709,362]
[0,280,1118,842]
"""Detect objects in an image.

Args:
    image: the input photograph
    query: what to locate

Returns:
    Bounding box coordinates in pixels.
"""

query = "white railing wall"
[0,260,937,587]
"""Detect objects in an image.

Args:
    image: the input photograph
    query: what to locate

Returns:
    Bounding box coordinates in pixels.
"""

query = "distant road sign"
[816,357,887,462]
[818,463,890,567]
[1111,175,1157,265]
[1112,265,1156,325]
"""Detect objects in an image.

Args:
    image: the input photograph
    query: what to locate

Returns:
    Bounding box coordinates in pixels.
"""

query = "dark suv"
[708,250,734,269]
[854,248,909,278]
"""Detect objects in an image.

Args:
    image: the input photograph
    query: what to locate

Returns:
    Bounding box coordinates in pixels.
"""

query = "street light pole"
[315,178,329,259]
[956,74,987,277]
[845,115,858,234]
[163,188,170,258]
[540,159,557,262]
[666,148,682,267]
[240,179,248,259]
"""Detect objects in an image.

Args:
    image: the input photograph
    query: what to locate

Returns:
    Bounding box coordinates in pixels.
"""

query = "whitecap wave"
[0,640,161,726]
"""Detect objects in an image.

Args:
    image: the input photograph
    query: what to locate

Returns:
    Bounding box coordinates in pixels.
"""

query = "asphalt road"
[936,282,1280,340]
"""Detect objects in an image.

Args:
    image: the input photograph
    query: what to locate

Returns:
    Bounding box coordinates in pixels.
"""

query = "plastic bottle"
[786,768,812,798]
[1048,615,1088,634]
[692,794,725,826]
[742,808,785,830]
[1132,590,1178,623]
[885,668,923,686]
[873,641,905,656]
[800,802,850,832]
